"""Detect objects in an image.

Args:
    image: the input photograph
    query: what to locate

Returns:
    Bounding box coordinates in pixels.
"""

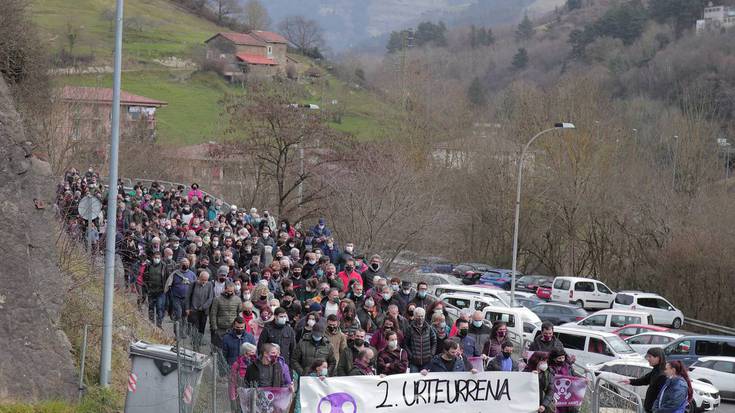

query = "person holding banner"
[456,319,481,357]
[245,343,292,390]
[524,351,556,413]
[487,341,520,372]
[349,348,376,375]
[424,339,477,373]
[482,320,508,358]
[404,307,438,372]
[548,348,582,413]
[377,331,409,375]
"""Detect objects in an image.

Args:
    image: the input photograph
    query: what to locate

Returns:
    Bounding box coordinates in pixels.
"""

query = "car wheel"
[672,318,682,329]
[575,300,584,308]
[683,400,696,413]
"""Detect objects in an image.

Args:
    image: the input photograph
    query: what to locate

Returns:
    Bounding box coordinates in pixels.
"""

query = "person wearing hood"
[652,361,692,413]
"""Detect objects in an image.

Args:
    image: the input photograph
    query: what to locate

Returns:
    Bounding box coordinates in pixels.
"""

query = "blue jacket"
[222,329,256,366]
[653,376,689,413]
[428,354,470,372]
[458,334,480,357]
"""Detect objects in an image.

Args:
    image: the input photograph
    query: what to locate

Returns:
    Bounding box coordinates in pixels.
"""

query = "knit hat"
[308,302,322,313]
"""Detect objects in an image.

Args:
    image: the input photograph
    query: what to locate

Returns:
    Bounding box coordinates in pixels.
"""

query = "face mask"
[345,266,354,272]
[538,362,548,372]
[196,242,203,247]
[502,351,513,359]
[181,264,189,270]
[413,317,424,325]
[233,328,244,336]
[542,334,553,342]
[354,292,362,298]
[276,316,288,326]
[327,326,338,333]
[224,291,234,297]
[312,334,322,342]
[327,243,333,248]
[391,285,399,291]
[345,246,353,253]
[269,355,278,364]
[402,288,411,294]
[472,320,483,328]
[262,233,270,239]
[307,319,316,327]
[383,293,392,301]
[224,231,231,237]
[331,297,340,304]
[282,300,292,307]
[245,246,252,253]
[243,293,251,301]
[459,328,468,337]
[370,263,380,271]
[388,340,398,350]
[173,243,179,249]
[320,367,328,376]
[235,285,241,293]
[153,258,161,264]
[497,331,506,338]
[212,241,219,247]
[417,291,427,298]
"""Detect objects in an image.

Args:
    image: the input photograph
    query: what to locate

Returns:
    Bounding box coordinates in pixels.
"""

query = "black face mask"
[345,266,354,272]
[459,329,468,337]
[282,300,292,307]
[233,328,244,335]
[224,291,233,297]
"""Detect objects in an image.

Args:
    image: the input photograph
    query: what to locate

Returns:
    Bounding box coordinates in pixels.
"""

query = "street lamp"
[510,122,576,307]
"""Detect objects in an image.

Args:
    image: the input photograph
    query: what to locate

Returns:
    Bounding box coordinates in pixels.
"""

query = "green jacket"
[209,293,242,332]
[143,262,166,294]
[291,334,336,376]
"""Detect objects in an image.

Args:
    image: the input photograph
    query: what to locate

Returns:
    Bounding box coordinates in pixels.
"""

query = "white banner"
[300,371,540,413]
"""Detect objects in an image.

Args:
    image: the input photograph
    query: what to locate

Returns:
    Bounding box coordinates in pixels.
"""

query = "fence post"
[78,324,89,400]
[211,347,217,413]
[251,382,257,413]
[176,322,183,413]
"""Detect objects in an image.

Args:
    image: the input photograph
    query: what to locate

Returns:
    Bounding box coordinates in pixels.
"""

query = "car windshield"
[607,335,636,354]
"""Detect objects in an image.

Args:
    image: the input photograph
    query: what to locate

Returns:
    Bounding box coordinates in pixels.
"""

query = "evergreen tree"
[386,31,404,53]
[467,77,487,106]
[516,13,535,42]
[511,48,529,70]
[469,25,479,48]
[566,0,583,11]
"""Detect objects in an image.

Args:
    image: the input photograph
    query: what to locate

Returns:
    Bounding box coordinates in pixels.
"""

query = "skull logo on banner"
[317,392,357,413]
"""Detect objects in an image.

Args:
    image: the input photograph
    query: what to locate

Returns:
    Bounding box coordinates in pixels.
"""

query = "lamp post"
[510,123,575,307]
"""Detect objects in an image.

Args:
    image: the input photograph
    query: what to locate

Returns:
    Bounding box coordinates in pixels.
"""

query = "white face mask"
[243,292,251,301]
[307,319,316,327]
[388,340,398,350]
[212,241,219,247]
[538,362,548,372]
[153,258,161,264]
[235,285,241,293]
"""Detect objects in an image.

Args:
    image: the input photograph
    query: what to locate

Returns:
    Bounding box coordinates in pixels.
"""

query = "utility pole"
[672,135,679,191]
[100,0,124,386]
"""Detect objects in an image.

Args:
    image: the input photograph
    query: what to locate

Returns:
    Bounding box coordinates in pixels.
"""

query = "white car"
[551,276,616,310]
[613,291,685,329]
[689,356,735,401]
[588,359,721,412]
[624,332,683,355]
[562,309,654,332]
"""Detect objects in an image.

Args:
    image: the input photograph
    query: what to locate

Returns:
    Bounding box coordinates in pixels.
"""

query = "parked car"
[419,261,454,274]
[494,291,537,306]
[475,269,520,289]
[405,272,463,287]
[530,303,588,325]
[589,359,721,412]
[451,263,494,279]
[562,309,654,332]
[536,281,553,301]
[439,293,508,313]
[515,275,554,293]
[482,305,542,344]
[664,335,735,366]
[431,284,507,306]
[624,332,683,355]
[689,356,735,401]
[611,324,671,339]
[551,276,616,310]
[613,291,685,329]
[552,326,643,366]
[514,295,543,309]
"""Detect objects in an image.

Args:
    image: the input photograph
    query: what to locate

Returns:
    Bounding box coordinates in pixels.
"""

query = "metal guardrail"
[684,317,735,336]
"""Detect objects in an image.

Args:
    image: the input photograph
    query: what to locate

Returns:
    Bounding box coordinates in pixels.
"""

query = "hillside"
[32,0,225,63]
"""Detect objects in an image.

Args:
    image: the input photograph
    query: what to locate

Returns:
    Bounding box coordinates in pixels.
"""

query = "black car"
[530,303,588,325]
[451,262,494,282]
[515,275,554,293]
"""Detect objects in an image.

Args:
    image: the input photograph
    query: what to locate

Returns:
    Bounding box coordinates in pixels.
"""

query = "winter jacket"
[483,337,505,358]
[538,369,556,412]
[222,329,256,366]
[361,266,385,292]
[653,376,689,413]
[486,354,519,372]
[209,293,243,332]
[257,321,297,363]
[428,354,471,372]
[245,359,286,388]
[290,334,336,376]
[457,334,481,357]
[325,329,347,366]
[187,280,214,312]
[409,294,435,309]
[529,335,565,354]
[377,347,409,375]
[337,270,363,293]
[630,364,667,413]
[404,321,437,366]
[468,323,492,354]
[143,262,167,294]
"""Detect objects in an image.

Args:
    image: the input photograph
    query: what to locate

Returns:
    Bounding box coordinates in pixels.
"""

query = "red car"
[536,281,553,301]
[611,324,671,339]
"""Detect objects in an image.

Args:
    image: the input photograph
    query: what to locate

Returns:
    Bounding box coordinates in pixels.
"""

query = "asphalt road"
[719,401,735,413]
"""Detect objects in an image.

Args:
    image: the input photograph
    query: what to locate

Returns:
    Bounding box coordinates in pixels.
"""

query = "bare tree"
[208,0,241,25]
[277,16,324,53]
[242,0,270,30]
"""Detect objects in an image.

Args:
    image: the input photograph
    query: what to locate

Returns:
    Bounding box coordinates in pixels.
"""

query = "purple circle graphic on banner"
[317,392,357,413]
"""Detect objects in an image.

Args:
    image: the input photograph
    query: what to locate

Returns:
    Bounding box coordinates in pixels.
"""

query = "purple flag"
[553,375,588,407]
[238,386,293,413]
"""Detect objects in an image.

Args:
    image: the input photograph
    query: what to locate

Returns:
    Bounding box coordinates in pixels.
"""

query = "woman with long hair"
[620,348,667,413]
[524,351,555,413]
[652,361,693,413]
[548,348,581,413]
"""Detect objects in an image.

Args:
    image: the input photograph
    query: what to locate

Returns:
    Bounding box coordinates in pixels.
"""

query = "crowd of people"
[55,169,695,413]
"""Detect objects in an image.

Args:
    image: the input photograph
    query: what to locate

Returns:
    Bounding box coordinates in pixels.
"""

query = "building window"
[267,46,273,57]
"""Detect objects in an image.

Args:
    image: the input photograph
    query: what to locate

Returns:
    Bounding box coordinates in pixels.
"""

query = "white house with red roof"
[204,31,290,79]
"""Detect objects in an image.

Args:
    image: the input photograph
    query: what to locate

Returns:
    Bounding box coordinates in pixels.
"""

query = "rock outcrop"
[0,77,77,401]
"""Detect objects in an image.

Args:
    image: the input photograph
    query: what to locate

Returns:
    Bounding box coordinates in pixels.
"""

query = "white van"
[612,291,685,329]
[432,284,511,307]
[439,293,507,313]
[481,305,542,345]
[562,309,653,332]
[553,326,643,367]
[551,276,616,310]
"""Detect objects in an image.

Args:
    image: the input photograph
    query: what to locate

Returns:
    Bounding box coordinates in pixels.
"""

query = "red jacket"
[338,270,363,293]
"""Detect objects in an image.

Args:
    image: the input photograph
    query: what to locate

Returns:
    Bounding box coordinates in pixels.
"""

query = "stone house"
[204,31,290,80]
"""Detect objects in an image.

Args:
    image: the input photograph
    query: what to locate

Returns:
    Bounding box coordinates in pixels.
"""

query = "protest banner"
[238,387,293,413]
[468,356,485,372]
[552,375,588,407]
[300,371,539,413]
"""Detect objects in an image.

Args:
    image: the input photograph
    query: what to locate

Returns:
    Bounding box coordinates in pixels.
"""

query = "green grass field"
[57,70,236,145]
[32,0,223,62]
